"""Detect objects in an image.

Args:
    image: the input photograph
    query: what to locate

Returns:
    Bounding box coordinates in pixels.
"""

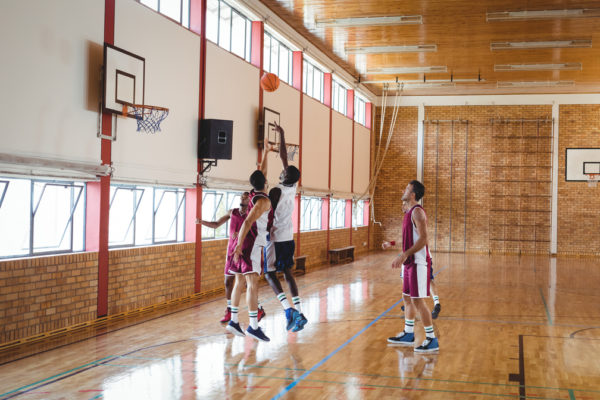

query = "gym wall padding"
[331,111,353,195]
[112,0,199,186]
[0,0,104,175]
[204,42,260,190]
[301,95,330,194]
[354,123,370,195]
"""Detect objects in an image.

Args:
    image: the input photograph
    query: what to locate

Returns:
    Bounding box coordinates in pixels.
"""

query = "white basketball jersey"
[270,183,296,242]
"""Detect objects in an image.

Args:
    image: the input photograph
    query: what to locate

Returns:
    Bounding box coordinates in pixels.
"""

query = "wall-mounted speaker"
[198,119,233,160]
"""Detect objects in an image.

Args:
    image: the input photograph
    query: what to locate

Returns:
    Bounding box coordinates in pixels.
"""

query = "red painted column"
[292,51,303,255]
[251,21,264,165]
[88,0,115,317]
[347,90,355,245]
[324,73,332,259]
[345,199,352,229]
[190,0,207,293]
[321,197,329,230]
[365,102,372,129]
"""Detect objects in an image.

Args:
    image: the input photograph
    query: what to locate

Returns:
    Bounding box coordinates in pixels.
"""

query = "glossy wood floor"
[1,252,600,400]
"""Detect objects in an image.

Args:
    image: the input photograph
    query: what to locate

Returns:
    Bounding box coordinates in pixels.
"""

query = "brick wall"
[372,107,419,247]
[199,239,229,293]
[108,243,195,314]
[353,227,370,254]
[0,253,98,343]
[299,230,328,268]
[330,228,351,250]
[373,105,553,254]
[558,105,600,256]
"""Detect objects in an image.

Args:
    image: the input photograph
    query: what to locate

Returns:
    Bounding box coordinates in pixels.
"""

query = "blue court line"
[539,287,554,326]
[270,297,404,400]
[0,355,114,398]
[88,395,103,400]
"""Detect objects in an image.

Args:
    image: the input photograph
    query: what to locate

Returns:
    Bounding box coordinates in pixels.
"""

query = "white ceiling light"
[497,81,575,88]
[494,63,582,71]
[367,66,447,74]
[315,15,422,27]
[361,78,484,84]
[345,44,437,54]
[491,40,592,50]
[487,9,600,21]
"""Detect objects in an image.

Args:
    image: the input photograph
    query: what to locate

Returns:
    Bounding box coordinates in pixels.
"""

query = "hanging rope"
[354,83,403,227]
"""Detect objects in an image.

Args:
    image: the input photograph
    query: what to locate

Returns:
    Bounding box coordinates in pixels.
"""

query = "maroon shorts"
[402,263,431,298]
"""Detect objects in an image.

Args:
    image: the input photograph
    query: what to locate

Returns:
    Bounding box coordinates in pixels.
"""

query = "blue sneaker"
[285,308,299,331]
[414,337,439,353]
[226,321,245,337]
[387,331,415,346]
[292,313,308,332]
[246,326,270,342]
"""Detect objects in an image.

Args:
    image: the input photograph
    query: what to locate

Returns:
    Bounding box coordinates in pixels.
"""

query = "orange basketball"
[261,72,280,92]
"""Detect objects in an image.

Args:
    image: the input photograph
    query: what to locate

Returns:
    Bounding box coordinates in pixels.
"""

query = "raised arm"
[259,134,277,176]
[200,209,232,229]
[274,122,289,170]
[233,197,271,261]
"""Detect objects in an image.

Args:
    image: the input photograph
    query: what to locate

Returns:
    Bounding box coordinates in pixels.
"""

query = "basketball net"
[587,173,598,188]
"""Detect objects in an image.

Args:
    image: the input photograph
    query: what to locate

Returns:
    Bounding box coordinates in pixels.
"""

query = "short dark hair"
[249,170,266,191]
[283,165,300,185]
[410,180,425,201]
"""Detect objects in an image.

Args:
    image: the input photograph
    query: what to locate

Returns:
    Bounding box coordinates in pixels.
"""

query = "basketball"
[261,72,280,92]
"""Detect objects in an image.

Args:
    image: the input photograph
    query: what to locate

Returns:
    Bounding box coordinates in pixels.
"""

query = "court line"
[539,287,554,325]
[226,372,566,400]
[269,297,404,400]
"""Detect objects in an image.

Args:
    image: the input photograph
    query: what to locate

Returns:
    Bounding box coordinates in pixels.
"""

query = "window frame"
[302,59,324,103]
[332,80,347,115]
[329,198,346,229]
[264,31,294,85]
[201,190,242,240]
[139,0,191,28]
[300,196,322,232]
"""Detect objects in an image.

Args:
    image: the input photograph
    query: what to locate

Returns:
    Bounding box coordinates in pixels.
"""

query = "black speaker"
[198,119,233,160]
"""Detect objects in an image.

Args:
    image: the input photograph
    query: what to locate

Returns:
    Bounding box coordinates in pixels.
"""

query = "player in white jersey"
[263,123,308,332]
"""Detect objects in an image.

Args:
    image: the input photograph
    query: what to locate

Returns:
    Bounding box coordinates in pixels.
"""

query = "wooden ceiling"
[258,0,600,96]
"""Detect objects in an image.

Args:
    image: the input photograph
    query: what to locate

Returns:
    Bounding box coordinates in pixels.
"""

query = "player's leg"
[220,274,235,323]
[245,246,270,342]
[226,273,245,336]
[413,264,439,353]
[430,277,441,319]
[388,266,416,346]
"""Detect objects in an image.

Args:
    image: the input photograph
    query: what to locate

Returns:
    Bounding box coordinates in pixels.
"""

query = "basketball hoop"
[122,104,169,134]
[586,173,598,188]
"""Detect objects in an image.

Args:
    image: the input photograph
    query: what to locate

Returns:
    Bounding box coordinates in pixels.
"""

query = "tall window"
[140,0,191,28]
[329,198,346,229]
[263,32,294,85]
[332,80,347,115]
[109,185,185,247]
[300,197,322,231]
[0,177,85,258]
[302,59,324,102]
[201,190,242,239]
[206,0,252,62]
[352,200,367,227]
[354,96,366,125]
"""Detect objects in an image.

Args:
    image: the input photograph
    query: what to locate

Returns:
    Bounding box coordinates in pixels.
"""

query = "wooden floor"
[1,252,600,400]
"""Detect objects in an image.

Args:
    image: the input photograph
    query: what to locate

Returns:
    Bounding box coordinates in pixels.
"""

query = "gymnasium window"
[263,32,294,85]
[139,0,191,28]
[206,0,252,62]
[0,177,85,259]
[332,80,347,115]
[353,200,367,227]
[109,185,185,248]
[302,59,324,102]
[201,190,242,239]
[300,197,322,231]
[354,96,366,125]
[329,198,346,229]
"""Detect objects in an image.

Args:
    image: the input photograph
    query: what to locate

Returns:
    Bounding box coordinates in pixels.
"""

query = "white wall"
[0,0,104,174]
[331,111,353,195]
[353,123,370,195]
[204,42,259,190]
[301,95,330,193]
[111,0,199,186]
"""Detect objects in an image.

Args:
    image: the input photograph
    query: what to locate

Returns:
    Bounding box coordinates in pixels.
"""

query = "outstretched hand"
[382,241,392,250]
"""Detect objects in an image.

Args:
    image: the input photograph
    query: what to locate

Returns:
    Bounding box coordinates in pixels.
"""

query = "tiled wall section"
[108,244,195,314]
[0,252,98,343]
[558,105,600,256]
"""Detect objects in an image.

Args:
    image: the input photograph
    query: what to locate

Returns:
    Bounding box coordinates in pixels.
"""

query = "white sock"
[404,319,415,333]
[249,310,258,329]
[231,306,239,323]
[433,295,439,305]
[292,296,302,313]
[277,293,291,310]
[425,325,435,339]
